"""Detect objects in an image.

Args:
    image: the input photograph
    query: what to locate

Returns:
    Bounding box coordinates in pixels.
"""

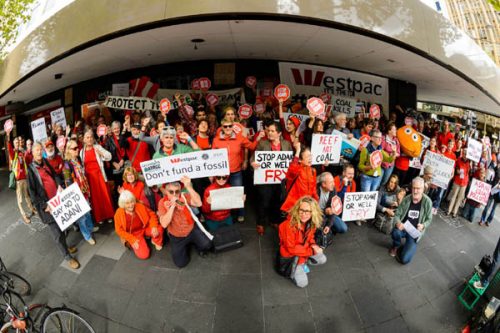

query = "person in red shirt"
[333,163,357,194]
[278,196,326,288]
[201,175,242,231]
[447,148,470,218]
[45,141,64,176]
[124,123,151,173]
[437,120,454,149]
[194,120,212,150]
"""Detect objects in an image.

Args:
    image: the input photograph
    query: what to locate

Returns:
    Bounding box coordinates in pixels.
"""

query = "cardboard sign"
[50,107,67,129]
[370,150,383,168]
[245,76,257,88]
[311,134,342,165]
[421,150,455,189]
[210,186,245,210]
[104,96,159,111]
[342,191,378,222]
[206,93,219,106]
[467,178,491,206]
[253,151,294,185]
[191,79,200,90]
[331,196,343,215]
[4,119,13,132]
[409,158,422,169]
[141,149,230,186]
[369,104,381,119]
[198,77,211,91]
[467,138,483,163]
[331,97,356,118]
[359,134,371,148]
[332,130,360,159]
[274,84,291,102]
[254,103,265,114]
[159,98,171,114]
[31,118,48,143]
[112,83,130,97]
[97,124,107,137]
[306,97,325,116]
[320,92,331,104]
[238,104,253,119]
[48,183,91,232]
[56,136,66,152]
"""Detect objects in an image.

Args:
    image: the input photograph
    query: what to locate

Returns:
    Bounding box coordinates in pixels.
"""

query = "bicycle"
[0,258,31,297]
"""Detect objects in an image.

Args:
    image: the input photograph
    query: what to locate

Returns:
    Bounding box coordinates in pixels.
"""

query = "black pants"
[256,184,282,226]
[168,227,212,268]
[47,222,71,259]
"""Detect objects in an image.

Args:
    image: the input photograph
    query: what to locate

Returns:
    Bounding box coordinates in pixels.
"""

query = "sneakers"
[87,238,96,245]
[389,247,398,257]
[256,225,265,236]
[67,246,78,254]
[237,216,245,224]
[92,226,100,233]
[66,258,80,269]
[154,243,163,251]
[432,207,437,215]
[22,215,31,224]
[355,220,362,227]
[473,280,488,290]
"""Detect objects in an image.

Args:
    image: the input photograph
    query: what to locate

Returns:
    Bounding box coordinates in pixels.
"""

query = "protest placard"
[332,130,360,159]
[359,135,370,148]
[4,119,13,132]
[198,77,211,91]
[331,97,356,118]
[254,151,294,185]
[467,138,483,163]
[467,178,492,206]
[307,97,325,116]
[31,118,47,143]
[210,186,245,210]
[369,104,381,119]
[104,96,159,111]
[342,191,378,222]
[112,83,129,96]
[421,150,455,188]
[48,183,91,232]
[140,149,230,187]
[331,196,343,215]
[50,107,67,129]
[274,84,290,102]
[370,150,383,168]
[311,134,342,165]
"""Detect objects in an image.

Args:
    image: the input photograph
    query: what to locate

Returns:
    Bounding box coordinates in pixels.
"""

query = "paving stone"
[107,250,150,291]
[388,280,429,315]
[306,263,348,297]
[262,273,308,306]
[430,290,470,328]
[403,303,453,333]
[162,299,215,333]
[59,233,110,274]
[43,265,79,298]
[264,303,315,333]
[95,231,126,260]
[221,230,261,275]
[173,269,219,303]
[366,316,410,333]
[374,257,412,289]
[412,269,450,302]
[310,293,363,333]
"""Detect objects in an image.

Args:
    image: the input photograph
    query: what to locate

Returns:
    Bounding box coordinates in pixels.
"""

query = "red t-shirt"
[47,155,64,175]
[454,159,470,187]
[35,163,58,199]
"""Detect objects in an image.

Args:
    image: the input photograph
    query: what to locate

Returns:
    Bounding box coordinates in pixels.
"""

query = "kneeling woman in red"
[279,196,326,288]
[114,190,164,260]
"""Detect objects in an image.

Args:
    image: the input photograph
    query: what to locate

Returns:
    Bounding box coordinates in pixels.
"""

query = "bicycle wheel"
[41,308,95,333]
[0,273,31,297]
[27,304,51,333]
[0,291,25,324]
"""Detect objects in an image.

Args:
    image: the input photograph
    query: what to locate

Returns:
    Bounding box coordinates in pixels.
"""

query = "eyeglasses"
[168,190,180,195]
[222,124,233,128]
[216,176,228,180]
[299,209,312,214]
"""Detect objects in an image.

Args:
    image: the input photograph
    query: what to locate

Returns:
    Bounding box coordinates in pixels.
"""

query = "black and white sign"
[48,183,91,232]
[253,151,293,185]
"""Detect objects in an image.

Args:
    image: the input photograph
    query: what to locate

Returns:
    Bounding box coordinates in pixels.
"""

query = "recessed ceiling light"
[386,59,395,63]
[191,38,205,43]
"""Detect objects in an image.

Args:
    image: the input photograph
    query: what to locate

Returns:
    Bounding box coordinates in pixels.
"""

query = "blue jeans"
[360,173,382,192]
[462,202,480,223]
[391,228,418,264]
[429,187,445,209]
[229,171,244,218]
[482,236,500,284]
[481,196,498,223]
[205,216,233,231]
[328,215,348,234]
[78,212,94,241]
[380,165,395,187]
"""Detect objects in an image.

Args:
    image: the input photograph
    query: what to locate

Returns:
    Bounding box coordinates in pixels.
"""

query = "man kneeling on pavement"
[389,177,433,264]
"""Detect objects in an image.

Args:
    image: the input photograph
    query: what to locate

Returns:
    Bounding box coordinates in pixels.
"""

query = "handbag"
[314,228,334,249]
[8,171,16,190]
[212,225,243,253]
[275,253,296,278]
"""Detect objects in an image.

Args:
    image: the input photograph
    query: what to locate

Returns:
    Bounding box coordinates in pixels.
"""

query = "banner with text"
[467,178,491,206]
[104,96,159,111]
[31,117,48,143]
[140,149,230,186]
[48,183,91,232]
[50,107,67,129]
[279,62,388,114]
[467,138,483,163]
[157,87,245,107]
[311,134,342,165]
[342,191,378,222]
[421,150,455,189]
[254,151,294,185]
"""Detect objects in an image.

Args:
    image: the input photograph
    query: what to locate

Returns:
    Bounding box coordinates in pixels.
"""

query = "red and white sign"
[238,104,253,119]
[274,84,291,102]
[370,150,383,169]
[369,104,381,119]
[254,103,265,114]
[359,134,371,148]
[97,124,107,137]
[206,93,219,106]
[320,92,331,104]
[245,76,257,88]
[4,119,13,133]
[56,136,66,151]
[467,178,492,206]
[306,97,325,117]
[191,79,200,90]
[198,77,211,91]
[331,195,343,215]
[159,98,171,114]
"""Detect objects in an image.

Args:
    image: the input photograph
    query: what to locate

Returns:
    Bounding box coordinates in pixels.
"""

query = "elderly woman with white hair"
[114,190,164,260]
[152,126,199,159]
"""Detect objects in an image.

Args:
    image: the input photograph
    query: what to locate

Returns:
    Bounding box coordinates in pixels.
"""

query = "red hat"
[288,115,301,129]
[45,140,54,147]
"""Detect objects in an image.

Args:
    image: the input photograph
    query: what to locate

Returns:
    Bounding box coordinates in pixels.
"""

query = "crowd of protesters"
[5,88,500,288]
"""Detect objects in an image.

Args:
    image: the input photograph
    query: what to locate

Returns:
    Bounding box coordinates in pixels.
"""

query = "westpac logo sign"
[279,62,388,102]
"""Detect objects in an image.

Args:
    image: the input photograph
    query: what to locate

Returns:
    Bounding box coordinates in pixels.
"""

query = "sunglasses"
[216,176,229,180]
[222,124,233,128]
[168,190,180,195]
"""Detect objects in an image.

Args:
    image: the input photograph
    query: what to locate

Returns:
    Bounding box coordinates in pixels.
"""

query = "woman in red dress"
[80,129,114,224]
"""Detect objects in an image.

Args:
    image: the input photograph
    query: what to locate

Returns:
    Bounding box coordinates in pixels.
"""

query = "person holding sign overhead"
[389,177,433,264]
[358,129,396,192]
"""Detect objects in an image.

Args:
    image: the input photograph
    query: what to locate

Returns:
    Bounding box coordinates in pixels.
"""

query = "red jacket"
[125,138,151,173]
[437,131,454,149]
[279,217,317,264]
[202,182,232,221]
[46,155,64,175]
[280,157,318,212]
[334,176,356,193]
[212,131,259,173]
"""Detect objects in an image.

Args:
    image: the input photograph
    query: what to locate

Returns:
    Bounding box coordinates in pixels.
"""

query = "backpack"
[478,254,494,277]
[373,212,394,235]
